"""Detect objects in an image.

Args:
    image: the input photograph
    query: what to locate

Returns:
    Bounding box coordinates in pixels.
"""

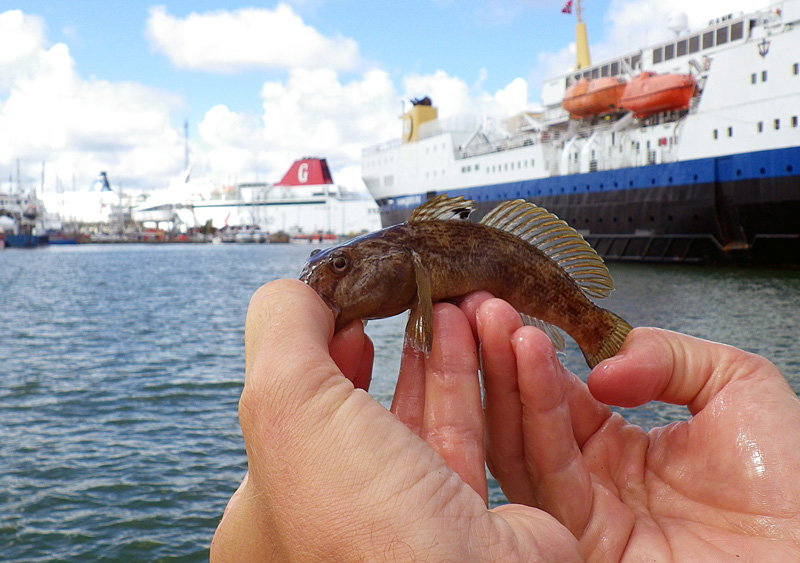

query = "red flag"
[562,0,572,14]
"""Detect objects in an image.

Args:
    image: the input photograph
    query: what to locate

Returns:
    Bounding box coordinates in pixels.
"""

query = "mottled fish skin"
[299,197,631,368]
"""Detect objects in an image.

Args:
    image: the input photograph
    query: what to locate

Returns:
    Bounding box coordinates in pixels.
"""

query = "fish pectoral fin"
[520,314,567,355]
[405,250,434,356]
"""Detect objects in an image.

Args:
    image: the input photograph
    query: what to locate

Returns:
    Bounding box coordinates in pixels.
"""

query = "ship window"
[794,63,799,75]
[601,65,609,77]
[631,54,641,69]
[751,73,757,84]
[775,119,780,130]
[762,70,768,82]
[610,62,619,75]
[713,129,718,140]
[716,26,728,45]
[702,31,714,49]
[475,164,480,171]
[758,121,764,132]
[677,40,687,57]
[664,44,675,60]
[730,21,743,41]
[793,116,798,127]
[728,127,733,137]
[689,35,700,53]
[652,47,663,64]
[591,68,599,78]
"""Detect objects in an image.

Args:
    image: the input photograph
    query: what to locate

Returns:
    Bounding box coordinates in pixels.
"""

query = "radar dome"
[668,11,689,35]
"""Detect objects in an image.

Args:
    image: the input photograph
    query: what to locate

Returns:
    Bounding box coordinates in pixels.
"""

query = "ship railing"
[362,139,402,157]
[456,129,573,160]
[457,133,538,159]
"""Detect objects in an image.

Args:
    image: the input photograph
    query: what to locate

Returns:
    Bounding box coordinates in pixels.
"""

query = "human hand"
[210,280,581,562]
[463,294,800,561]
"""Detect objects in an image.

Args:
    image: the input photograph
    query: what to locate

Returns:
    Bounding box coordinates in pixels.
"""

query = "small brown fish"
[299,195,631,368]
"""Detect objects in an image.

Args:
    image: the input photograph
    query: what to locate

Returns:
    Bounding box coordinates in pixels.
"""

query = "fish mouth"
[299,268,341,325]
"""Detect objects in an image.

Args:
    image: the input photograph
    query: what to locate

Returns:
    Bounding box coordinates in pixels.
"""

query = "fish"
[299,194,632,368]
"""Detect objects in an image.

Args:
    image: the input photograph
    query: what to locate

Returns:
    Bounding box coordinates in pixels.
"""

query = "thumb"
[587,327,780,414]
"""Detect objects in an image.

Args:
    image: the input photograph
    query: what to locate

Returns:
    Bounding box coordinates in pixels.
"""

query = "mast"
[574,0,591,70]
[184,119,189,171]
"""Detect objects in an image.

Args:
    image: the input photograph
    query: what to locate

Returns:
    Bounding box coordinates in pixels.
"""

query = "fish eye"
[329,253,350,274]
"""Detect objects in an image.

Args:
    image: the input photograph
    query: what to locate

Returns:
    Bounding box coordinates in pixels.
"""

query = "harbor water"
[1,243,798,562]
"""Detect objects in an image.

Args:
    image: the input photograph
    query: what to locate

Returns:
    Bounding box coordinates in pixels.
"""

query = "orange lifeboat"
[620,72,697,118]
[562,77,627,119]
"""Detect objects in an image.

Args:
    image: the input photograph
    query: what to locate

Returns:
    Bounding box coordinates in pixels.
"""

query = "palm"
[466,294,800,561]
[576,376,800,561]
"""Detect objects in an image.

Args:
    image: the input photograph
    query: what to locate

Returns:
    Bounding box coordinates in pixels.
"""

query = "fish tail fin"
[584,312,632,369]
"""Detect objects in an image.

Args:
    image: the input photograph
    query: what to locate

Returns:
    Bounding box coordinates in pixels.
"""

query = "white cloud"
[403,70,536,119]
[0,10,47,91]
[0,5,555,199]
[146,4,361,73]
[188,67,400,185]
[0,10,184,193]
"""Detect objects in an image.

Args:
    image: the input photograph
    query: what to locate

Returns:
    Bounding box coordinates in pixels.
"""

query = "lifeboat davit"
[620,72,697,118]
[562,77,627,119]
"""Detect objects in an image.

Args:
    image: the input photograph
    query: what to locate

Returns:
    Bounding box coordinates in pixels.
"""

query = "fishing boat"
[361,0,800,263]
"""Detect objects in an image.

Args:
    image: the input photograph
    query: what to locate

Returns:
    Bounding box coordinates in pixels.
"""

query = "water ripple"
[1,244,797,561]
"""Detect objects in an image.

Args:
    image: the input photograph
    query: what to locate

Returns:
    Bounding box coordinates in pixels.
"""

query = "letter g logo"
[298,163,309,183]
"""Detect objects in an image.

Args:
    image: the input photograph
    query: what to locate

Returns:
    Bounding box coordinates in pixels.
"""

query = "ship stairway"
[586,233,724,263]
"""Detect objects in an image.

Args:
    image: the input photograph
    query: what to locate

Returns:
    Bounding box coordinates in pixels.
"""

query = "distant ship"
[361,0,800,263]
[134,157,381,237]
[0,190,49,248]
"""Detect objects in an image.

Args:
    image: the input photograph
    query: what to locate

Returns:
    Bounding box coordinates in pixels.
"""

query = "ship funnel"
[401,97,437,143]
[89,171,114,192]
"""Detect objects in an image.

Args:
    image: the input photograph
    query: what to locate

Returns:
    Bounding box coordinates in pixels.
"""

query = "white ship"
[362,0,800,263]
[132,158,381,237]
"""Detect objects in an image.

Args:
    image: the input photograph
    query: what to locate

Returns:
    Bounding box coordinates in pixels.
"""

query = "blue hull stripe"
[381,145,800,211]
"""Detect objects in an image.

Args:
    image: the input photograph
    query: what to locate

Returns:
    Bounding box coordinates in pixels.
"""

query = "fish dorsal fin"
[408,194,476,223]
[480,200,614,299]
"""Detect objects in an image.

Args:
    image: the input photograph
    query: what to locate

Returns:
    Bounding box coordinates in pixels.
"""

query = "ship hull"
[373,146,800,264]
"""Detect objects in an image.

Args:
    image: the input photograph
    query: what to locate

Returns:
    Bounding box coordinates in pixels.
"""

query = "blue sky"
[1,0,760,193]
